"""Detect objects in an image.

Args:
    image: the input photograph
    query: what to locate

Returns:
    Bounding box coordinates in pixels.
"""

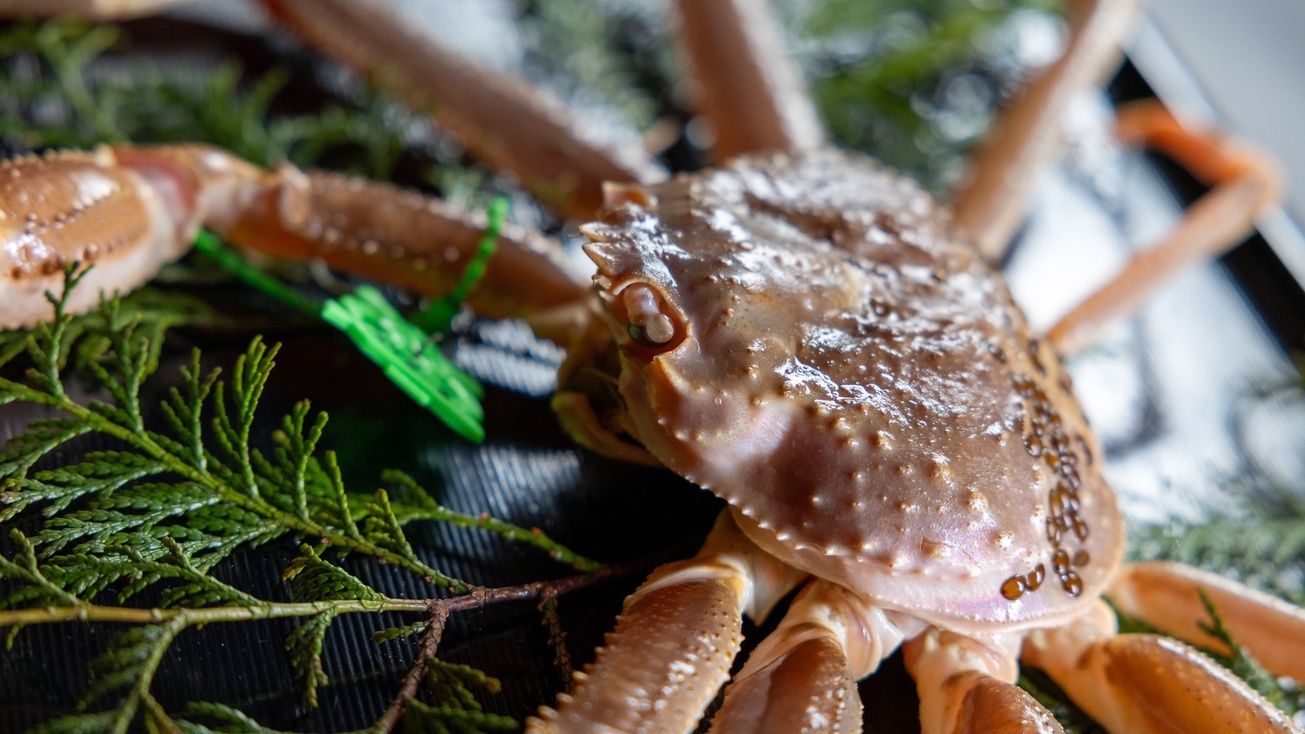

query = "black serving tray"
[2,4,1304,733]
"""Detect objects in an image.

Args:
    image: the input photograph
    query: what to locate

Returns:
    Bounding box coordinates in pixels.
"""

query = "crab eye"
[621,283,678,349]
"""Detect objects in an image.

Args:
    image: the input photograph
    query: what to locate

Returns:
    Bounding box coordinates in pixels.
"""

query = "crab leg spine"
[526,512,806,734]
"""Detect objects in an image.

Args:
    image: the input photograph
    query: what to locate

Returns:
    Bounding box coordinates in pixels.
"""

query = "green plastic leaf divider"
[189,215,496,441]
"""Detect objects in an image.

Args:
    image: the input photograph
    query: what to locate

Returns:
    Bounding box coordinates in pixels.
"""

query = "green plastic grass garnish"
[321,287,484,442]
[190,205,502,443]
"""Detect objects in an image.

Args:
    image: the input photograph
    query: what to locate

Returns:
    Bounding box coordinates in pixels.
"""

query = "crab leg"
[1022,599,1300,733]
[259,0,664,220]
[674,0,826,160]
[1046,101,1283,354]
[1108,561,1305,683]
[708,581,891,733]
[951,0,1141,259]
[0,0,187,19]
[903,629,1063,734]
[526,512,806,734]
[0,145,591,335]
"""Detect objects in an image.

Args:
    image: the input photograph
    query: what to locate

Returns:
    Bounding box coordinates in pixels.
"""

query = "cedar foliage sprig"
[0,269,602,732]
[0,266,596,590]
[0,269,463,590]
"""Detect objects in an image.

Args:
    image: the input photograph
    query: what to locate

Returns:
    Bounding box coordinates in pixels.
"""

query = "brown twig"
[539,590,572,685]
[370,558,650,733]
[372,602,449,733]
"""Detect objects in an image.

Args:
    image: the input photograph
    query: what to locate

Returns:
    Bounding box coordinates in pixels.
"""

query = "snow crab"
[1,0,1300,732]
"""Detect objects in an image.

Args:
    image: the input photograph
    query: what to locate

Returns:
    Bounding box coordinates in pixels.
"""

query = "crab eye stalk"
[619,283,680,350]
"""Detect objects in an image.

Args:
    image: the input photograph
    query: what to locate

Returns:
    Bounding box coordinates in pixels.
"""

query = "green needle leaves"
[0,269,600,733]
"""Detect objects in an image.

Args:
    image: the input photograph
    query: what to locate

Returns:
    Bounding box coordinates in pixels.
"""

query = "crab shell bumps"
[581,149,1123,633]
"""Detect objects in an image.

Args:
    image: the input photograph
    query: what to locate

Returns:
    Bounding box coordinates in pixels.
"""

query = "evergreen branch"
[0,595,427,629]
[178,702,300,734]
[371,559,646,732]
[79,618,186,732]
[383,470,600,571]
[33,21,125,142]
[318,452,363,543]
[393,658,517,733]
[159,351,221,472]
[538,591,572,685]
[359,488,465,591]
[0,419,94,512]
[403,700,515,734]
[373,619,429,645]
[1131,515,1305,605]
[0,529,83,610]
[139,692,184,734]
[212,338,276,500]
[80,301,153,432]
[2,558,641,732]
[360,489,417,561]
[374,604,448,734]
[0,332,28,370]
[65,289,226,374]
[34,481,222,556]
[46,539,262,608]
[25,710,119,734]
[276,403,328,522]
[29,265,89,400]
[2,291,475,589]
[284,611,336,708]
[283,545,382,603]
[12,452,168,520]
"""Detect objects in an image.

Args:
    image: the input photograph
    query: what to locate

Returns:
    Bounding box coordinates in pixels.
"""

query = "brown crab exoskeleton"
[0,0,1296,732]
